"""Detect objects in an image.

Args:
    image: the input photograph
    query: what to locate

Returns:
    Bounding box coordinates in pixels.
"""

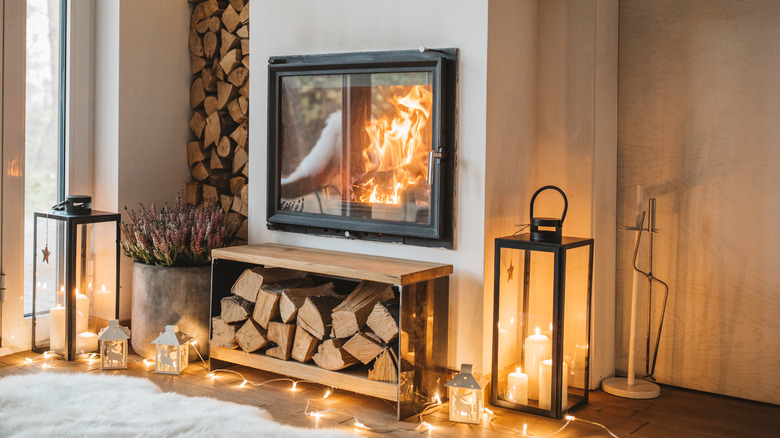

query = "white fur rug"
[0,373,353,437]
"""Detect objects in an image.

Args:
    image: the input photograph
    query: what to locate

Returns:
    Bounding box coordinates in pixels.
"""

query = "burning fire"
[354,85,433,205]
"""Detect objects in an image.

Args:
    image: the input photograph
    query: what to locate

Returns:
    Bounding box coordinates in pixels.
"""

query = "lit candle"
[539,359,568,410]
[506,367,528,405]
[76,332,98,354]
[524,326,551,400]
[49,305,66,354]
[571,344,589,389]
[94,284,115,319]
[76,290,90,334]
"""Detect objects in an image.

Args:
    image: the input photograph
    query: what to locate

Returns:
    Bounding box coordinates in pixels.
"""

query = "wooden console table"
[209,243,452,420]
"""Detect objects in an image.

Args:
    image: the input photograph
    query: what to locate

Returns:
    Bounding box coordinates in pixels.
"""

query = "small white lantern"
[445,364,485,424]
[97,319,130,370]
[151,325,190,375]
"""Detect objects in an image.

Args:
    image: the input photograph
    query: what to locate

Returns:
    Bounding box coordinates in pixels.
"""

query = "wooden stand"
[209,243,451,420]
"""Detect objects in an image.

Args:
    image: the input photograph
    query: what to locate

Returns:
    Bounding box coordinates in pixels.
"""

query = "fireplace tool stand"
[603,185,669,399]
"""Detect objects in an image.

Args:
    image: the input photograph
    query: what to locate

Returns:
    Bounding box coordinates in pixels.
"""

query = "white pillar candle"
[571,344,589,389]
[49,306,66,354]
[76,332,98,354]
[539,359,568,411]
[524,327,551,400]
[94,284,115,319]
[76,292,90,334]
[506,368,528,405]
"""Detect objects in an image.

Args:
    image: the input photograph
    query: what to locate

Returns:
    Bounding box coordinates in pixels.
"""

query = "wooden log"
[235,25,248,39]
[189,28,204,56]
[239,2,249,24]
[202,184,218,203]
[222,4,241,33]
[204,96,219,116]
[191,0,218,26]
[366,297,400,344]
[331,281,395,339]
[191,161,212,182]
[217,136,232,158]
[185,181,202,206]
[234,319,268,353]
[209,171,231,190]
[343,331,385,365]
[229,176,246,196]
[210,148,228,170]
[189,110,207,138]
[297,295,344,340]
[213,57,225,81]
[241,162,249,178]
[220,295,253,324]
[229,0,246,13]
[240,183,249,202]
[230,123,247,149]
[235,217,248,240]
[312,339,359,371]
[220,28,239,58]
[228,98,247,124]
[291,327,320,363]
[238,80,249,98]
[233,145,248,174]
[217,81,236,110]
[195,18,210,34]
[201,66,217,93]
[252,277,313,329]
[203,31,218,59]
[228,66,248,87]
[210,316,237,349]
[241,54,249,70]
[231,267,308,302]
[190,53,206,74]
[278,283,337,324]
[186,141,206,166]
[220,48,242,75]
[231,196,248,217]
[240,38,249,56]
[190,77,205,109]
[265,322,296,360]
[220,194,233,213]
[368,349,398,383]
[204,111,221,148]
[208,16,221,33]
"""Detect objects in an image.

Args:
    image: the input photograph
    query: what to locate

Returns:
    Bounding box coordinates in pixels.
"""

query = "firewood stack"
[187,0,249,239]
[212,267,401,383]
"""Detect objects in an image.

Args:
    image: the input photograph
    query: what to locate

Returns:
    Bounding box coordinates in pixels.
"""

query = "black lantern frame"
[491,233,594,419]
[31,209,121,361]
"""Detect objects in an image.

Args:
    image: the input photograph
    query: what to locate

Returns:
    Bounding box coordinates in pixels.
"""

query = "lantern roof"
[97,319,130,341]
[445,364,484,390]
[151,325,190,346]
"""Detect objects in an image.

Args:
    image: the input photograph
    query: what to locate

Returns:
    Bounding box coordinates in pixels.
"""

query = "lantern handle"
[529,185,568,223]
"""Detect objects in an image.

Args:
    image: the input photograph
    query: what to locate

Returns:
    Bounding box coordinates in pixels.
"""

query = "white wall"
[618,0,780,404]
[251,0,618,379]
[93,0,191,319]
[250,0,490,370]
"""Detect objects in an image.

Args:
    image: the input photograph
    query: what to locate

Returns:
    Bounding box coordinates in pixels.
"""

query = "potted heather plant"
[121,193,238,359]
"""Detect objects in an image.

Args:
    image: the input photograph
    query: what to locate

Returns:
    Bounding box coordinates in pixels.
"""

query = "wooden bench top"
[212,243,453,285]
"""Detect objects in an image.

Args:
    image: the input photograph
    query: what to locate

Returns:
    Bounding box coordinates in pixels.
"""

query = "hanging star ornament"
[507,261,514,281]
[42,246,51,264]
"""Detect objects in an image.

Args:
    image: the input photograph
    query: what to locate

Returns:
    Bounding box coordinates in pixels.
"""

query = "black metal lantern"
[31,207,121,361]
[491,186,593,419]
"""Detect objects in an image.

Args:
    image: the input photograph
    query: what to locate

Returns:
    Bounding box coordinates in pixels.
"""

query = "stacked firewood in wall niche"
[212,267,401,383]
[186,0,249,239]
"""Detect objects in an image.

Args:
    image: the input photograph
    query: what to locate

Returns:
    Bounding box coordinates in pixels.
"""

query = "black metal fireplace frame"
[267,48,457,248]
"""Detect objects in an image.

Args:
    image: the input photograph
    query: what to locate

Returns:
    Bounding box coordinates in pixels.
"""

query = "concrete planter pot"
[131,262,211,360]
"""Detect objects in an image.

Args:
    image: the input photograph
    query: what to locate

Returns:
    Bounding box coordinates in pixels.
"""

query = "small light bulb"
[565,415,576,421]
[89,353,96,359]
[291,381,297,391]
[43,352,51,359]
[354,421,367,429]
[25,357,33,363]
[483,407,494,416]
[41,363,49,369]
[433,393,442,405]
[238,380,248,388]
[190,340,197,345]
[421,421,434,431]
[308,412,321,419]
[206,373,214,379]
[323,390,331,399]
[523,423,528,435]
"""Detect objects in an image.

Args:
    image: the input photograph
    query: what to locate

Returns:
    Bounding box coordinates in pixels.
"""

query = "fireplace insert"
[267,48,457,248]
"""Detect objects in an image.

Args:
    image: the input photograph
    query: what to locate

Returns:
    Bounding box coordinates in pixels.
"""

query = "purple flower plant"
[120,193,238,266]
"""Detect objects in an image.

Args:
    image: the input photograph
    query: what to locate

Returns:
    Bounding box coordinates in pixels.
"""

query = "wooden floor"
[1,351,777,437]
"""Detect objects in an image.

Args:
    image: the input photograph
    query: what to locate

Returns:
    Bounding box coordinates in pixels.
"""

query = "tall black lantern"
[491,186,593,419]
[31,205,121,361]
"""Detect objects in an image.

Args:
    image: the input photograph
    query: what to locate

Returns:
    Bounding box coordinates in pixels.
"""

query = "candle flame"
[101,284,107,292]
[550,322,553,331]
[516,367,522,374]
[535,326,541,336]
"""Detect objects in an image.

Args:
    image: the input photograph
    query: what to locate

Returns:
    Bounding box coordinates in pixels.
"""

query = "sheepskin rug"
[0,373,352,437]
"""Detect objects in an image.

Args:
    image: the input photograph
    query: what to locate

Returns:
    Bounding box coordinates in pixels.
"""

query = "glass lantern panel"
[494,248,554,410]
[563,244,591,405]
[101,339,127,369]
[180,344,189,371]
[448,387,482,424]
[32,219,66,353]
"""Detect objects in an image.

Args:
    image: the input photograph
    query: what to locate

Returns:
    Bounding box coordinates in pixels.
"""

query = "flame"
[354,85,433,205]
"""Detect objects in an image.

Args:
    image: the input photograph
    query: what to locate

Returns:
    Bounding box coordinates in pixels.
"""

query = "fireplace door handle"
[428,150,443,183]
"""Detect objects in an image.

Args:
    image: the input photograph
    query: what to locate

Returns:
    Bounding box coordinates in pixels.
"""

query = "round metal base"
[602,377,661,399]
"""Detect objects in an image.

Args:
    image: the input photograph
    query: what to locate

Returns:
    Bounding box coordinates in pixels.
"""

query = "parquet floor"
[1,351,777,437]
